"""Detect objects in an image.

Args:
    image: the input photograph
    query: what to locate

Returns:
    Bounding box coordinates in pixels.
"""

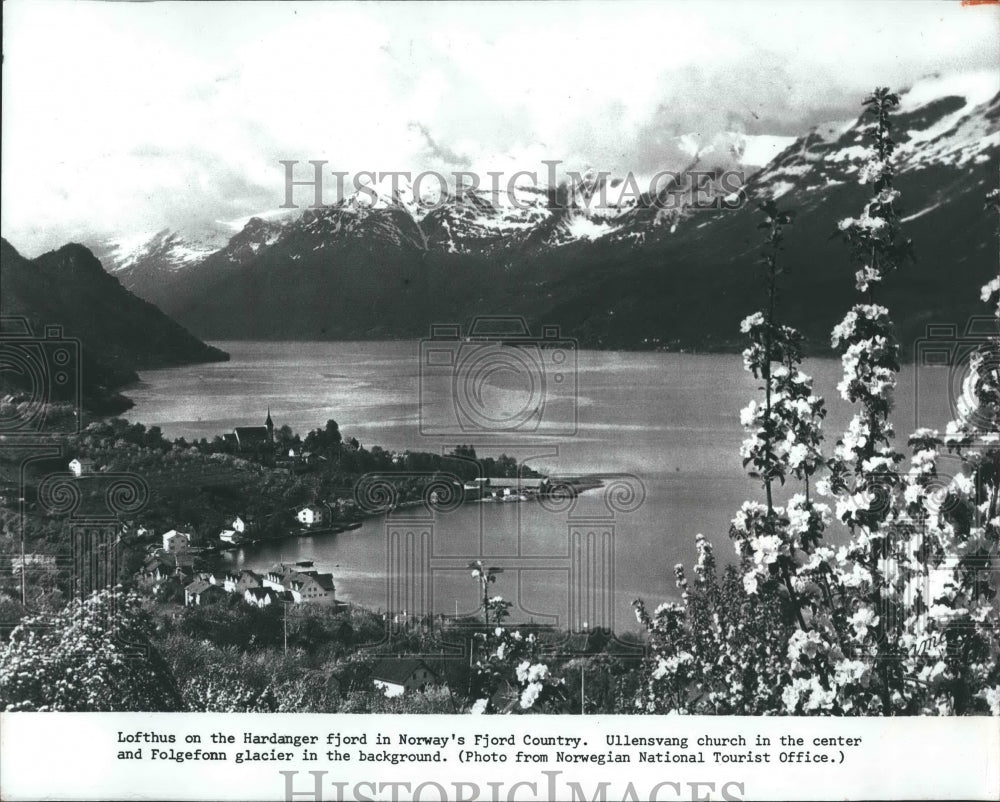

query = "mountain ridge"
[0,238,229,411]
[82,72,999,353]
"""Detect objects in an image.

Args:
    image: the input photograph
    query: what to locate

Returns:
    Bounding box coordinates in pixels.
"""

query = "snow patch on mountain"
[896,72,1000,169]
[564,216,615,241]
[739,135,798,168]
[899,71,999,114]
[97,228,222,273]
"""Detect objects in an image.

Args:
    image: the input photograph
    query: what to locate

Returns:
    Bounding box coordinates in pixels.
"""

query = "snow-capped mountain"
[97,132,790,277]
[92,228,221,275]
[208,216,288,265]
[95,70,997,350]
[748,71,999,203]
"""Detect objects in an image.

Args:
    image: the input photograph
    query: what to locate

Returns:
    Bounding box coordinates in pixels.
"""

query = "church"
[230,408,275,451]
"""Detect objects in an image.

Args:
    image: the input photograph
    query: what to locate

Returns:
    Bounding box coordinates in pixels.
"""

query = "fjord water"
[123,341,954,632]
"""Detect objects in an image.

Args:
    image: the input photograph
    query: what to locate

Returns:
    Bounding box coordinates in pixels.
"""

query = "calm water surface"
[123,341,954,632]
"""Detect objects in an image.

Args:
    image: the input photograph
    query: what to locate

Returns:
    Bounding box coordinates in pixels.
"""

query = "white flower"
[803,680,837,712]
[788,629,828,662]
[849,608,879,638]
[740,312,765,334]
[782,682,801,711]
[470,698,488,714]
[787,495,811,535]
[857,158,887,185]
[526,663,549,683]
[651,657,671,681]
[750,534,784,567]
[950,473,974,497]
[982,686,1000,716]
[788,443,810,470]
[520,681,542,709]
[855,266,882,293]
[832,658,871,689]
[903,482,923,506]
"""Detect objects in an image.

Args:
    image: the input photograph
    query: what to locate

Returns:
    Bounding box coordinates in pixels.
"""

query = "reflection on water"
[125,341,954,631]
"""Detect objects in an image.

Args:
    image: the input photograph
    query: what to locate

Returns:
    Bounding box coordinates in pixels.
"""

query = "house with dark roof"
[371,658,438,697]
[184,579,227,606]
[138,554,177,585]
[233,408,274,451]
[262,563,336,604]
[233,427,270,449]
[137,552,194,587]
[244,586,280,608]
[286,571,335,603]
[224,569,263,595]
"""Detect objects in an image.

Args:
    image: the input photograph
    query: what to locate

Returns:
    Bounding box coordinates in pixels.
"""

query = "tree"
[634,87,1000,717]
[304,419,342,458]
[0,587,183,711]
[469,561,502,624]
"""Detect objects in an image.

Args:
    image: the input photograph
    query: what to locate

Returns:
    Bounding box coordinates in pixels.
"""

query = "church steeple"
[265,406,274,441]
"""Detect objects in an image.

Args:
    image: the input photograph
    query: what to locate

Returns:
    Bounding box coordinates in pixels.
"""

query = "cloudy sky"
[2,0,997,255]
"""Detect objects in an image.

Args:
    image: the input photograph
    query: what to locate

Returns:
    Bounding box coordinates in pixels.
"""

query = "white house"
[162,529,191,554]
[68,458,94,478]
[244,587,279,608]
[224,569,263,595]
[262,563,336,604]
[296,504,325,527]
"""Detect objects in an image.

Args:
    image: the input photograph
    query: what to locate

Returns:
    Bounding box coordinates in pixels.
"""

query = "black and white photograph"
[0,1,998,799]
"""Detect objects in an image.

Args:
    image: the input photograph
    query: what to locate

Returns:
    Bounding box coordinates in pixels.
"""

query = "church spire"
[265,406,274,441]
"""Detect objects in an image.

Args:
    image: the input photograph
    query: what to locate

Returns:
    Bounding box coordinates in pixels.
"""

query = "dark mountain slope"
[1,238,228,409]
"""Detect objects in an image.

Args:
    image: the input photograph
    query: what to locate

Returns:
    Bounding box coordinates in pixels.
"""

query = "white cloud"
[1,0,997,254]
